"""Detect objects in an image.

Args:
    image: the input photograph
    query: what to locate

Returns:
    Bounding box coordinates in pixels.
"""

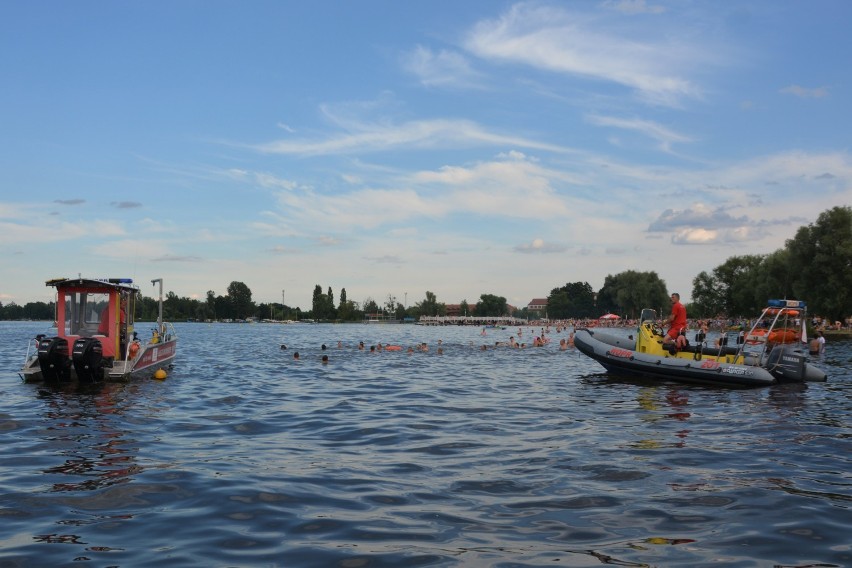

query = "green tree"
[22,301,54,320]
[786,205,852,320]
[215,295,232,320]
[416,291,445,317]
[547,281,596,318]
[459,299,470,317]
[711,255,765,316]
[363,297,379,316]
[691,270,724,317]
[337,288,359,321]
[1,302,24,320]
[311,284,325,319]
[751,249,796,306]
[385,293,397,316]
[206,290,217,320]
[327,287,336,319]
[597,270,668,319]
[393,302,406,320]
[474,293,508,316]
[227,281,254,319]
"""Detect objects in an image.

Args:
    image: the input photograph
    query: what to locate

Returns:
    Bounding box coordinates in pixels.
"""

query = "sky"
[2,1,851,311]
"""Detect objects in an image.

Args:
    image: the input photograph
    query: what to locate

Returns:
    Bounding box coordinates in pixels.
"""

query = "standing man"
[665,292,688,350]
[809,331,826,355]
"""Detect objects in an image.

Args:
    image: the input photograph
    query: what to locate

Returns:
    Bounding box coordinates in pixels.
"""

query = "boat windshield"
[62,292,110,337]
[639,308,657,323]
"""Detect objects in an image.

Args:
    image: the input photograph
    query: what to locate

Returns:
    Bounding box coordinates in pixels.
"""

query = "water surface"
[1,321,849,567]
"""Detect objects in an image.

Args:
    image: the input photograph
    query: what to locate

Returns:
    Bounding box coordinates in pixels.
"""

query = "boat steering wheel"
[652,324,665,337]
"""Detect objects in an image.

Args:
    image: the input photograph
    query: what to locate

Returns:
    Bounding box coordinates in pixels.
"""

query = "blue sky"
[2,0,850,311]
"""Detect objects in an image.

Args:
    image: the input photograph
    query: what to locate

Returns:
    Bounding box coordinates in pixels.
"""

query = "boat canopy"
[46,277,139,293]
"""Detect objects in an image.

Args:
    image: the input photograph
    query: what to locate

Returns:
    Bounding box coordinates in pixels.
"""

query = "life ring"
[766,308,800,317]
[746,328,799,345]
[745,329,768,344]
[767,328,799,344]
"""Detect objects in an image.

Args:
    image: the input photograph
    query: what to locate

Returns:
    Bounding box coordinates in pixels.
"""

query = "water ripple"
[1,321,850,567]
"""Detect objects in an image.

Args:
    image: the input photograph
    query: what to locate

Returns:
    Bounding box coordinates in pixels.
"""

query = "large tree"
[474,293,508,316]
[547,281,596,318]
[206,290,217,320]
[691,270,723,317]
[786,205,852,320]
[416,291,445,317]
[226,281,254,319]
[597,270,669,319]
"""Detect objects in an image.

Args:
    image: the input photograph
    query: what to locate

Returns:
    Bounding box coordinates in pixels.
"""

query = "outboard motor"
[72,337,104,383]
[766,345,807,382]
[37,336,71,382]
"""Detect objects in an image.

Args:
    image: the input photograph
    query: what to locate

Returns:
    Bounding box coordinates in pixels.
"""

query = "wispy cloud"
[401,45,484,89]
[780,84,829,99]
[54,199,85,206]
[587,113,693,152]
[251,116,570,156]
[463,2,708,106]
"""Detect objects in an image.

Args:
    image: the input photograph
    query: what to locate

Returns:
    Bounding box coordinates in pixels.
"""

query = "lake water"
[1,321,850,567]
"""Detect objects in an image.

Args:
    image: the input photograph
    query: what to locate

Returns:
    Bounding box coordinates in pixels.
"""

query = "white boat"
[19,277,177,383]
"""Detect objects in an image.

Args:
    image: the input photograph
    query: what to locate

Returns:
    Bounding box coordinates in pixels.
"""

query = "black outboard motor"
[72,337,104,383]
[37,336,71,382]
[766,345,807,382]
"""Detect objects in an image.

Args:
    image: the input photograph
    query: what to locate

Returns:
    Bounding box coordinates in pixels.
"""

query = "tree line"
[545,206,852,321]
[2,206,849,323]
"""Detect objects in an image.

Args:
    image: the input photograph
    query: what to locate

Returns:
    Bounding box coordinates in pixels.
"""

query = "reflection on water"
[0,321,850,567]
[37,385,143,494]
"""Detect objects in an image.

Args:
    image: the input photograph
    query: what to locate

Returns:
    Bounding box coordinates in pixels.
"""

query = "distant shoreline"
[822,329,852,339]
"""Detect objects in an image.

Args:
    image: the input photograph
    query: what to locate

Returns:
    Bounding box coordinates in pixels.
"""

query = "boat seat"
[679,344,740,357]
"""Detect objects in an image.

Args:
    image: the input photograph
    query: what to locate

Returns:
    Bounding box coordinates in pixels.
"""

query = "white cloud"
[463,2,708,106]
[251,116,570,156]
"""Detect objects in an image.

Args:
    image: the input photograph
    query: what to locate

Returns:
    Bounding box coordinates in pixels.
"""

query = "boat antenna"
[151,278,164,333]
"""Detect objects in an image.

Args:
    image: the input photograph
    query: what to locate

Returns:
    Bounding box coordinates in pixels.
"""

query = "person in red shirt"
[665,292,688,350]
